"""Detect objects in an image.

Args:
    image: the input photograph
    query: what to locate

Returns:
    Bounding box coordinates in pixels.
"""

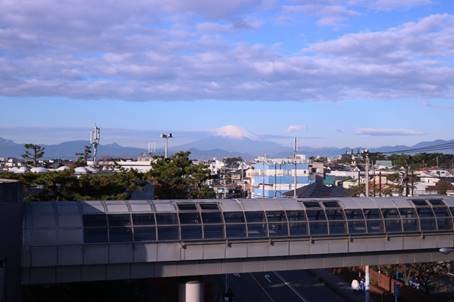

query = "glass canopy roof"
[69,197,454,244]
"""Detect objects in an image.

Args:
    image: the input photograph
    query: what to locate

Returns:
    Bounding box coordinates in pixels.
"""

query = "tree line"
[2,151,215,201]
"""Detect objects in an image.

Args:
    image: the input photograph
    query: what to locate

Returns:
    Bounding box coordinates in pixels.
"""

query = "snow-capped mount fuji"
[213,125,258,140]
[175,125,290,156]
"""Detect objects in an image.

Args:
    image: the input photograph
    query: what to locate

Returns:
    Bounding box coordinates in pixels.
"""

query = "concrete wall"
[0,180,23,302]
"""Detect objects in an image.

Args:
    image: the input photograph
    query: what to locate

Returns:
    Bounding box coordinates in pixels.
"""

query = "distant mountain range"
[0,138,146,160]
[1,136,453,160]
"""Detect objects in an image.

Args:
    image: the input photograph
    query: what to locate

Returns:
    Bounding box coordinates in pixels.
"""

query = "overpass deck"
[22,197,454,284]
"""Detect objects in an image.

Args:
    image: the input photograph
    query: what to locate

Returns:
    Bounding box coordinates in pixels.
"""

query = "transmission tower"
[90,125,101,166]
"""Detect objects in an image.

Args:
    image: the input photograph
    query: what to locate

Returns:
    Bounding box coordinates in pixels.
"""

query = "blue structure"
[252,161,314,198]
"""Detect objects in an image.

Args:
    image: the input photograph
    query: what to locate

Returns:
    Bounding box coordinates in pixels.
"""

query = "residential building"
[251,155,314,198]
[283,176,346,198]
[374,160,393,170]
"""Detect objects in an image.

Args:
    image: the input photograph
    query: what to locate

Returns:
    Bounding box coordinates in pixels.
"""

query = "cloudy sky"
[1,0,454,148]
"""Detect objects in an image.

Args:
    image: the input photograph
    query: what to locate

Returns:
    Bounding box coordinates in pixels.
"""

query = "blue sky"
[1,0,454,148]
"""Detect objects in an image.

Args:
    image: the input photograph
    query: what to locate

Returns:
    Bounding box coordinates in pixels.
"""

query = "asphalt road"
[228,270,352,302]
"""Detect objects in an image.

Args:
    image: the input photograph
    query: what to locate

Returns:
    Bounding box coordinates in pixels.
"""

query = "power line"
[375,141,454,155]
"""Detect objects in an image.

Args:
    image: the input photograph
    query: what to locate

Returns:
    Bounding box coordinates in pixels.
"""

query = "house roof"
[284,176,346,198]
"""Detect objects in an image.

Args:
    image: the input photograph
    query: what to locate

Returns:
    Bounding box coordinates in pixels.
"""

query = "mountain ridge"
[0,136,453,160]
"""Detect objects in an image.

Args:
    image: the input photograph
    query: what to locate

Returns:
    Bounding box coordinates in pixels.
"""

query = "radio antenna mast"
[90,125,101,166]
[147,142,156,155]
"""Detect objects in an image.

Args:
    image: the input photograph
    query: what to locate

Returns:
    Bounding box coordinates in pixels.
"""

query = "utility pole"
[373,165,376,197]
[293,137,298,199]
[357,170,361,194]
[409,156,414,197]
[363,149,371,300]
[274,163,277,198]
[160,133,173,159]
[262,159,265,198]
[379,171,382,197]
[405,157,409,197]
[364,150,370,197]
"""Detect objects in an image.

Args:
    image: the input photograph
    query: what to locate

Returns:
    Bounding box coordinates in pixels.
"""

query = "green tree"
[0,170,147,201]
[427,180,454,195]
[147,151,215,199]
[75,144,92,166]
[223,157,243,169]
[376,262,452,295]
[22,143,45,167]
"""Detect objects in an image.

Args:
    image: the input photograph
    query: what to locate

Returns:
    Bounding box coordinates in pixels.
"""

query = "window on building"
[199,203,219,210]
[289,223,308,236]
[309,222,328,235]
[329,221,347,235]
[428,199,444,206]
[286,211,306,221]
[266,211,287,222]
[203,224,225,239]
[247,223,268,238]
[108,214,131,227]
[225,224,246,238]
[303,201,320,208]
[411,199,428,207]
[177,203,197,211]
[223,212,245,223]
[202,212,223,224]
[364,209,381,219]
[132,213,155,226]
[345,209,365,220]
[83,214,107,227]
[156,213,178,224]
[83,214,108,243]
[323,201,340,208]
[109,227,133,242]
[157,226,179,241]
[134,227,156,241]
[179,212,201,224]
[181,225,203,240]
[268,223,289,237]
[367,220,384,233]
[245,211,266,223]
[347,220,366,234]
[306,210,326,221]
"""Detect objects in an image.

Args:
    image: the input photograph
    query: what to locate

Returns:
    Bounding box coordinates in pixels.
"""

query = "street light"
[161,133,173,159]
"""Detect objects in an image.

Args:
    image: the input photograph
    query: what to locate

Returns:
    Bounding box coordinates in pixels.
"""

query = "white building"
[251,155,314,198]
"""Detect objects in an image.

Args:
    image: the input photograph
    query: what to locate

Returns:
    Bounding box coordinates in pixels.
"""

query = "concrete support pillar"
[365,265,370,290]
[179,280,203,302]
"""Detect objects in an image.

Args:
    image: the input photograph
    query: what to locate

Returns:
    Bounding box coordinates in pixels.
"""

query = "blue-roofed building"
[251,155,315,198]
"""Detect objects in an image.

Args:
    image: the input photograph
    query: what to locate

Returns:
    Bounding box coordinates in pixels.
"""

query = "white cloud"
[0,1,453,102]
[214,125,257,139]
[279,0,432,26]
[282,3,359,26]
[356,128,424,136]
[287,124,305,132]
[307,14,454,58]
[373,0,432,11]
